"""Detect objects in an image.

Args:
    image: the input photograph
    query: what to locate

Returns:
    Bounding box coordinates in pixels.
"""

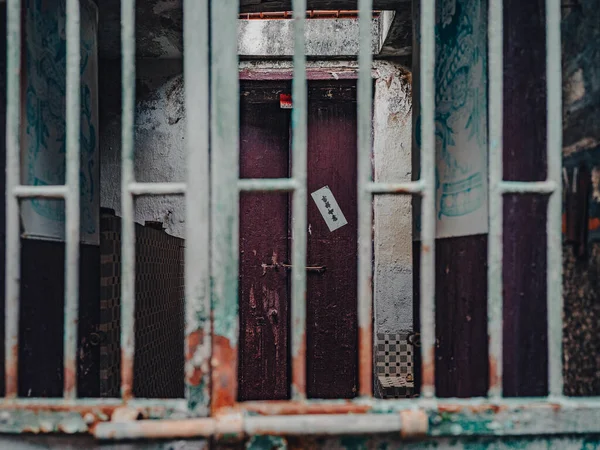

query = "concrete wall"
[237,14,390,57]
[372,63,413,334]
[99,59,414,336]
[100,59,186,238]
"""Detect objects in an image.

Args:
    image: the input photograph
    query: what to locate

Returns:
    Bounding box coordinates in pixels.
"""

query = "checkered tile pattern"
[134,224,185,399]
[99,210,185,399]
[375,332,415,398]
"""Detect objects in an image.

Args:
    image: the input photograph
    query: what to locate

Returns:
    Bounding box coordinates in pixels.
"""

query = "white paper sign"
[311,186,348,232]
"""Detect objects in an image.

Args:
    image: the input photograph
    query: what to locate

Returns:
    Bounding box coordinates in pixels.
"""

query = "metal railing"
[4,0,600,443]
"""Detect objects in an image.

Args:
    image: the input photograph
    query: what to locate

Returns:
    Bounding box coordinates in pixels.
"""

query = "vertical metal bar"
[184,0,211,413]
[546,0,563,399]
[419,0,436,399]
[487,0,503,399]
[5,0,22,399]
[63,0,81,400]
[357,0,373,398]
[291,0,308,401]
[210,0,239,412]
[120,0,136,400]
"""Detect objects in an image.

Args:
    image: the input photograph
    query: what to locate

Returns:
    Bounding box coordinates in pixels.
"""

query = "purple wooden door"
[239,81,358,400]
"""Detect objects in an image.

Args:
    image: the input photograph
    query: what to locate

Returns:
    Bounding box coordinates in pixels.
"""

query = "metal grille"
[4,0,599,443]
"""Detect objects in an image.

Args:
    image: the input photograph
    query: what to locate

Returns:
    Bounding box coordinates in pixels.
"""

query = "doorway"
[238,81,359,400]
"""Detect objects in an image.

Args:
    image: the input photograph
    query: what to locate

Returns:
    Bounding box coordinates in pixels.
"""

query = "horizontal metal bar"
[93,399,600,441]
[0,398,187,408]
[128,182,186,196]
[94,413,415,440]
[0,400,187,435]
[4,396,600,413]
[498,180,557,194]
[237,178,298,192]
[13,185,68,199]
[367,181,424,195]
[0,398,599,438]
[237,396,600,416]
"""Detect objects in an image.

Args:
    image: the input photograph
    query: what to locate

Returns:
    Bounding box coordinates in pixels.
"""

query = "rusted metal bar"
[291,0,308,401]
[241,400,371,415]
[63,0,82,400]
[4,0,21,400]
[210,0,240,412]
[238,178,298,192]
[357,0,374,398]
[545,0,564,399]
[487,0,504,399]
[93,398,600,441]
[183,0,211,414]
[0,397,597,437]
[94,413,410,440]
[120,0,136,401]
[418,0,437,399]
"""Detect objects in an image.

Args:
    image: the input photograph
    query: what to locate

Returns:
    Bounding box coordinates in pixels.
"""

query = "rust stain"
[488,352,499,393]
[437,403,507,414]
[422,244,431,254]
[358,325,372,397]
[421,346,435,392]
[212,335,238,414]
[400,409,428,439]
[242,400,370,415]
[292,331,307,398]
[63,365,76,397]
[186,329,205,386]
[6,343,18,397]
[120,349,134,401]
[550,402,562,413]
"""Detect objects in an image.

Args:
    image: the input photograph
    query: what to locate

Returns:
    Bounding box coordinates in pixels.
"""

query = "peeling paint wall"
[100,59,186,238]
[372,64,413,335]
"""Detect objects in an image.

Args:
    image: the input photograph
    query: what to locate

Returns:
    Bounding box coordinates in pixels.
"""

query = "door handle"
[281,263,326,274]
[261,262,327,274]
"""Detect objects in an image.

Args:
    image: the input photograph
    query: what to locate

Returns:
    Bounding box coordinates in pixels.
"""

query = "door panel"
[306,85,358,399]
[238,94,291,401]
[238,81,358,401]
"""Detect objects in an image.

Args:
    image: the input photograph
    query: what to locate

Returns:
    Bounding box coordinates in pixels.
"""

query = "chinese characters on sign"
[311,186,348,232]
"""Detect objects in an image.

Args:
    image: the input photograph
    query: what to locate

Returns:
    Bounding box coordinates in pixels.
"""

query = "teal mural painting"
[21,0,99,245]
[414,0,488,239]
